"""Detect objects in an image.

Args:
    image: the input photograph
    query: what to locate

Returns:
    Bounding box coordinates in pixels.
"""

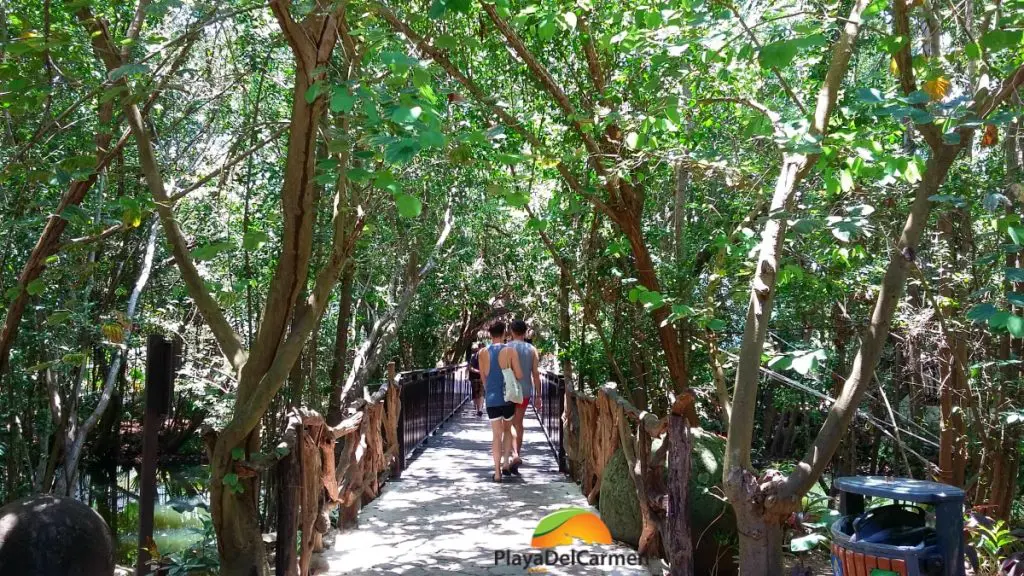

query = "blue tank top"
[484,343,508,407]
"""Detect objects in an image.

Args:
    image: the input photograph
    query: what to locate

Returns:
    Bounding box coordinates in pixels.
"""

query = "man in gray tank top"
[507,319,541,468]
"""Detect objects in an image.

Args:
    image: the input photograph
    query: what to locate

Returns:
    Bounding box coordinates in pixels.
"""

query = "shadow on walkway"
[320,404,652,575]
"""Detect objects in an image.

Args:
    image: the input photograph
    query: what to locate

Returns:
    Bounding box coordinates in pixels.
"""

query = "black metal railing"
[395,364,470,474]
[534,370,566,472]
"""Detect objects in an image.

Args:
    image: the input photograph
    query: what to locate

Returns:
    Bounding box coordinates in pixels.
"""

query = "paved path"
[320,403,653,575]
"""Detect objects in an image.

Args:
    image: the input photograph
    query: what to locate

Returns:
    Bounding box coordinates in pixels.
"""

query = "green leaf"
[768,355,793,371]
[242,230,269,250]
[109,63,149,81]
[526,217,548,232]
[1008,315,1024,338]
[62,353,87,366]
[707,318,726,331]
[419,129,447,149]
[191,241,234,261]
[791,350,823,376]
[4,287,21,301]
[981,29,1024,51]
[758,40,799,68]
[374,172,401,194]
[330,86,356,113]
[1008,293,1024,307]
[855,87,885,103]
[1007,268,1024,283]
[905,90,930,104]
[347,168,372,183]
[395,193,422,218]
[391,105,422,124]
[625,131,640,149]
[46,310,72,325]
[790,533,828,553]
[385,138,421,164]
[967,303,998,322]
[504,191,530,207]
[304,81,322,104]
[428,0,448,18]
[26,278,45,296]
[1010,226,1024,245]
[990,310,1012,330]
[538,18,557,41]
[231,447,245,461]
[839,169,854,192]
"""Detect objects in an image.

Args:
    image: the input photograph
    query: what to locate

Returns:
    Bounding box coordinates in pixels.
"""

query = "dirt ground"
[783,550,835,576]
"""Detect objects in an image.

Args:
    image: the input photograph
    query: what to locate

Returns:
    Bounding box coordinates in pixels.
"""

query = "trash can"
[830,476,965,576]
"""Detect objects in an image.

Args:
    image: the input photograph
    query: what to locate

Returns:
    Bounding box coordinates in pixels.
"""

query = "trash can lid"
[835,476,964,504]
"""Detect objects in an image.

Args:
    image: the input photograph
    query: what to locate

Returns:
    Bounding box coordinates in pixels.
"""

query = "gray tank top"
[508,340,535,398]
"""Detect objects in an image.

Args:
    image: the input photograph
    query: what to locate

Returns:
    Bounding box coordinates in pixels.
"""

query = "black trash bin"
[830,477,965,576]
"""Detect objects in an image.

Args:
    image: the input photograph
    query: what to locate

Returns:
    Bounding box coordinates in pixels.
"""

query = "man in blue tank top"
[507,319,541,470]
[478,321,523,482]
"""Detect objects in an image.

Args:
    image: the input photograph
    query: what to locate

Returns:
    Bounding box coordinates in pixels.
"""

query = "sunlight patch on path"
[320,404,652,575]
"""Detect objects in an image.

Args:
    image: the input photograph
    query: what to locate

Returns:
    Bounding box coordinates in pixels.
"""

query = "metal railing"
[395,364,470,473]
[535,370,566,472]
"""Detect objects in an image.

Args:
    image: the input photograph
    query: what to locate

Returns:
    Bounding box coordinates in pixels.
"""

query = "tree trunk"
[937,211,967,487]
[666,413,693,575]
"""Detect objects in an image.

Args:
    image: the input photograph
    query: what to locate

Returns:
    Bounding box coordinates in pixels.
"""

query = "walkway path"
[321,403,652,575]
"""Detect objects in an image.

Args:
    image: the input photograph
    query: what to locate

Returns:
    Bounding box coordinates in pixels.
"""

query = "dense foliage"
[1,0,1022,573]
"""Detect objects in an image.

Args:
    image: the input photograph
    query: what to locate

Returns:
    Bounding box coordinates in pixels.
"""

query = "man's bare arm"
[479,348,490,379]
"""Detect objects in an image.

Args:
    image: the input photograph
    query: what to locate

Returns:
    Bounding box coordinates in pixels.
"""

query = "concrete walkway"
[320,403,652,575]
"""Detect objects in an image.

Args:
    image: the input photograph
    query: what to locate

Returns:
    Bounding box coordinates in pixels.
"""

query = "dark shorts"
[471,378,483,399]
[486,403,515,421]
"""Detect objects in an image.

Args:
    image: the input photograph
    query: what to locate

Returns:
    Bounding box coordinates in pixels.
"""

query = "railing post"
[394,370,406,478]
[137,334,175,576]
[557,375,566,473]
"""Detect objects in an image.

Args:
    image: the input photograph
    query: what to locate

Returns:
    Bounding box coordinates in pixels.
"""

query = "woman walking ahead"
[478,322,522,482]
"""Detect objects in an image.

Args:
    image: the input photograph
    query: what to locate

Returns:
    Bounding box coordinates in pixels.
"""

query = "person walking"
[467,343,484,417]
[507,319,541,471]
[478,322,523,482]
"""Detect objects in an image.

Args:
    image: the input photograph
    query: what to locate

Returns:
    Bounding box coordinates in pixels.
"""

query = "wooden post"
[388,364,403,479]
[275,411,302,576]
[137,334,174,576]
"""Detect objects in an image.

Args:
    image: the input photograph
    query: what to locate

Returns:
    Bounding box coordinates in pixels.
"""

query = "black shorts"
[486,403,515,421]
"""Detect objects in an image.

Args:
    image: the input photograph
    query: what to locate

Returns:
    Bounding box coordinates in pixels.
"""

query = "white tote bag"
[502,367,523,404]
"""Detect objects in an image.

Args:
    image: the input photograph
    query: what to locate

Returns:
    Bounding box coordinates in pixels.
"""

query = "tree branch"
[168,125,289,202]
[479,2,605,162]
[577,14,606,97]
[369,1,612,216]
[730,7,808,116]
[76,6,248,374]
[892,0,944,150]
[698,97,783,137]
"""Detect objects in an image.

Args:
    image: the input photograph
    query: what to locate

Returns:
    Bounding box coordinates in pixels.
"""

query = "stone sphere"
[0,494,114,576]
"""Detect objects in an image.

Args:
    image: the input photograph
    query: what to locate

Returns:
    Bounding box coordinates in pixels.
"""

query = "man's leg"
[490,417,504,479]
[502,417,515,469]
[512,400,528,462]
